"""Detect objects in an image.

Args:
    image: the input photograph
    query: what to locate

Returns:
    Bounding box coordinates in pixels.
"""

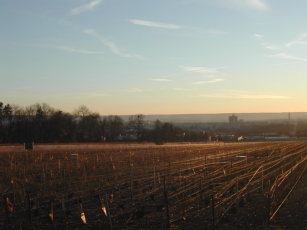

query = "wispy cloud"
[285,32,307,47]
[83,29,144,59]
[71,0,101,15]
[265,45,279,50]
[252,34,280,50]
[53,46,104,54]
[181,65,230,74]
[264,61,305,67]
[180,27,228,37]
[267,53,307,62]
[206,29,228,35]
[193,91,289,99]
[128,88,143,93]
[180,0,268,10]
[130,19,180,29]
[193,79,224,84]
[180,65,228,85]
[181,66,217,73]
[247,0,268,11]
[58,18,71,26]
[174,88,196,91]
[149,79,173,82]
[228,0,268,11]
[83,29,95,34]
[90,93,110,97]
[0,40,104,55]
[252,34,263,38]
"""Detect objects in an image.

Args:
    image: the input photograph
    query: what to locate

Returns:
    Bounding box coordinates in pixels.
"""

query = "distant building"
[263,132,278,137]
[229,114,238,123]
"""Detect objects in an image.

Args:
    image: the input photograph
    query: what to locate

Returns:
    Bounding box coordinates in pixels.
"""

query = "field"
[1,141,307,229]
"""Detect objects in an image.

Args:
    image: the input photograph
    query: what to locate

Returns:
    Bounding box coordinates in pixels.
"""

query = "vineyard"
[1,141,307,229]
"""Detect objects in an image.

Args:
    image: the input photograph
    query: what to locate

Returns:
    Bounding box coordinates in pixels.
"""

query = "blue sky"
[1,0,307,115]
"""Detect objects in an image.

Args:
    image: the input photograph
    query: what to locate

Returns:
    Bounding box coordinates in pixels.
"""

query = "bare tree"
[74,105,91,141]
[154,119,163,144]
[2,104,13,142]
[41,103,55,116]
[0,102,3,142]
[128,114,144,142]
[105,115,124,142]
[73,105,101,141]
[74,105,90,118]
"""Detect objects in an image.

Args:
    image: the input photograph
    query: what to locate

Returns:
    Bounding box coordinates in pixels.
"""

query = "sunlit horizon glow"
[1,0,307,115]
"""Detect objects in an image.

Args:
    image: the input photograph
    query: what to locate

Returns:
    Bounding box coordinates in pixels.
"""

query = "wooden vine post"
[154,165,156,190]
[130,152,134,199]
[163,176,170,228]
[12,180,15,203]
[3,195,9,223]
[179,167,181,192]
[230,158,232,179]
[62,197,67,230]
[130,178,133,199]
[267,193,270,227]
[199,177,202,202]
[106,193,112,229]
[28,194,32,227]
[211,194,215,230]
[49,198,54,224]
[261,166,264,192]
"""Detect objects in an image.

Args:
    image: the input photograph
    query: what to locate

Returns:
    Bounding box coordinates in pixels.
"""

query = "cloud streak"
[128,88,143,93]
[252,34,280,50]
[285,32,307,47]
[267,53,307,62]
[181,65,230,73]
[83,29,143,59]
[90,93,110,97]
[0,41,105,55]
[265,45,279,50]
[252,34,263,38]
[53,46,104,54]
[174,88,195,91]
[71,0,101,15]
[193,79,224,84]
[247,0,268,11]
[181,66,217,73]
[180,65,227,85]
[149,79,173,82]
[194,92,289,99]
[180,0,268,10]
[229,0,268,11]
[130,19,180,29]
[206,29,228,35]
[264,61,306,67]
[180,65,229,87]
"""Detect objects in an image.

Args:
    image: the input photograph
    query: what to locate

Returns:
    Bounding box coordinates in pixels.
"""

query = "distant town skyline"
[1,0,307,115]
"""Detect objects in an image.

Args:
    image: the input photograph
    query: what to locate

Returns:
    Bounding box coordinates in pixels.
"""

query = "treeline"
[0,102,192,144]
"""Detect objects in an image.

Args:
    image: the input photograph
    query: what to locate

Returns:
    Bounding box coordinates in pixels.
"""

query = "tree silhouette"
[73,105,101,141]
[3,104,13,143]
[74,105,91,141]
[35,104,46,143]
[105,115,124,142]
[128,114,144,142]
[154,120,163,144]
[0,102,3,142]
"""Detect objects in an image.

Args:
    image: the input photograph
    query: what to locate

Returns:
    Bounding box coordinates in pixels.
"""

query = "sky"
[1,0,307,115]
